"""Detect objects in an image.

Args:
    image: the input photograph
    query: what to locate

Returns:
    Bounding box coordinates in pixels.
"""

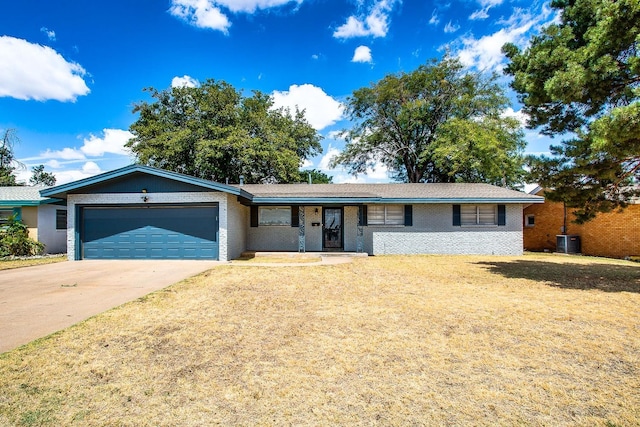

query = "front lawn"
[0,255,66,271]
[0,254,638,426]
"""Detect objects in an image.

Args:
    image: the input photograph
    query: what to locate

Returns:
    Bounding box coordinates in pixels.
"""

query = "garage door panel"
[82,205,219,260]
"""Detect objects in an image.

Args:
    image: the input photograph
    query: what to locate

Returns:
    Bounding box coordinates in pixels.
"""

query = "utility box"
[557,235,581,254]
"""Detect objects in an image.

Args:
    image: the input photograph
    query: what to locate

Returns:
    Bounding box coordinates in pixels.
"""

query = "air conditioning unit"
[557,235,581,254]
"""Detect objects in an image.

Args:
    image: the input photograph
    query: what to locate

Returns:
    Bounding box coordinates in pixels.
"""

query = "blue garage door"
[82,205,219,260]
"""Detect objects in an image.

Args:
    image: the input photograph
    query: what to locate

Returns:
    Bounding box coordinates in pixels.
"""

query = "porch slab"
[239,251,369,259]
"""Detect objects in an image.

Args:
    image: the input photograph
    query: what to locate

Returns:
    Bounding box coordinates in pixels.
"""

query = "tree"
[298,169,333,184]
[127,79,322,184]
[0,129,22,186]
[503,0,640,222]
[0,214,44,256]
[330,56,526,187]
[29,165,56,186]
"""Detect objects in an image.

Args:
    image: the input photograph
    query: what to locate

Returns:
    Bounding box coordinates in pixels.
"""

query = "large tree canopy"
[503,0,640,222]
[127,79,323,184]
[330,56,526,187]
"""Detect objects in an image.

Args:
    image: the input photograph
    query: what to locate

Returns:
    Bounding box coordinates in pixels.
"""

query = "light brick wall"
[246,220,299,252]
[524,196,640,258]
[67,192,228,261]
[226,195,248,260]
[366,204,524,255]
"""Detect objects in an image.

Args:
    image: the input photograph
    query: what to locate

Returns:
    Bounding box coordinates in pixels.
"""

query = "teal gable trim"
[75,205,81,260]
[41,164,249,199]
[0,198,62,207]
[250,197,541,205]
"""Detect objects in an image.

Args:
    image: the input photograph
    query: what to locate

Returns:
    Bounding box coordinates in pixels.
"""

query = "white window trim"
[460,205,498,226]
[525,214,535,227]
[368,205,404,226]
[258,206,291,226]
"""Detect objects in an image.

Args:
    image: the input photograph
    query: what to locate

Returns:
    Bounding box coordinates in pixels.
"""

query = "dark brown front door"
[323,207,343,249]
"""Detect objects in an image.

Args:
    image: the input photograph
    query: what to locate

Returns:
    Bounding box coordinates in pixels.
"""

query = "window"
[56,209,67,230]
[258,206,291,226]
[368,205,404,225]
[525,214,535,227]
[0,209,13,225]
[461,205,497,225]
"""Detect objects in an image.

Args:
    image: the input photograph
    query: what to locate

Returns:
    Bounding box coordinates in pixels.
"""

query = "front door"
[323,207,343,250]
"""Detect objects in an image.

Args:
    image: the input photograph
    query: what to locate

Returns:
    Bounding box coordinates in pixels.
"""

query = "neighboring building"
[41,165,543,261]
[0,186,67,254]
[523,187,640,259]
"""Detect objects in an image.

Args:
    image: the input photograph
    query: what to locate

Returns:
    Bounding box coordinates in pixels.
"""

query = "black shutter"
[497,204,506,226]
[291,205,299,227]
[453,204,461,226]
[358,205,368,226]
[250,206,258,227]
[404,205,413,226]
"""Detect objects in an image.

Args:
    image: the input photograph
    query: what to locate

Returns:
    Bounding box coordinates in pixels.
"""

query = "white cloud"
[352,46,372,63]
[315,143,391,183]
[271,84,344,130]
[333,0,396,39]
[168,0,302,33]
[0,36,90,102]
[216,0,302,13]
[331,162,391,183]
[52,162,104,185]
[501,107,528,127]
[318,145,342,171]
[469,8,489,20]
[41,147,86,161]
[40,27,56,41]
[478,0,503,7]
[82,161,102,174]
[46,160,61,169]
[80,129,133,157]
[171,75,199,88]
[169,0,231,33]
[455,8,545,71]
[444,20,460,33]
[429,9,439,25]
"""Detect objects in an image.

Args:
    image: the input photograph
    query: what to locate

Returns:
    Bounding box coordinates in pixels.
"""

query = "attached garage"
[39,165,251,261]
[80,205,219,260]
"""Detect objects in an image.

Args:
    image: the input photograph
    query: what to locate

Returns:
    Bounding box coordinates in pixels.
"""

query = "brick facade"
[523,190,640,259]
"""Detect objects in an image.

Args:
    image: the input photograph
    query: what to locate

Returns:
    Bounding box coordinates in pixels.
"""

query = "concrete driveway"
[0,259,221,353]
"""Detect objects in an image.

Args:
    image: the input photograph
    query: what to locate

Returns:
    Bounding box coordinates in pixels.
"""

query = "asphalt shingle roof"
[236,183,543,202]
[0,186,51,203]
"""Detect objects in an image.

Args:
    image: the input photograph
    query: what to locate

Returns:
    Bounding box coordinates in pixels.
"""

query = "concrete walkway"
[0,260,220,353]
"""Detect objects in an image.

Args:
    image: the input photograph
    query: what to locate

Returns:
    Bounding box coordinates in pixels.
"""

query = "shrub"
[0,215,44,257]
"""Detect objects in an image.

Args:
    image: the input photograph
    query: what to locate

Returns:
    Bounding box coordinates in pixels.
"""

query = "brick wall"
[367,204,524,256]
[523,192,640,258]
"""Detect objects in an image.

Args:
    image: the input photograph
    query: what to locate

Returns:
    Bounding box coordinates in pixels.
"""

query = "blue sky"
[0,0,557,185]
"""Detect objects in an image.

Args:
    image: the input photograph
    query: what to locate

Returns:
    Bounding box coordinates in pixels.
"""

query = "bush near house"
[0,215,44,257]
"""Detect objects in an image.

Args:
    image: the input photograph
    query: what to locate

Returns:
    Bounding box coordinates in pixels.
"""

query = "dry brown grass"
[0,254,639,426]
[0,255,66,271]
